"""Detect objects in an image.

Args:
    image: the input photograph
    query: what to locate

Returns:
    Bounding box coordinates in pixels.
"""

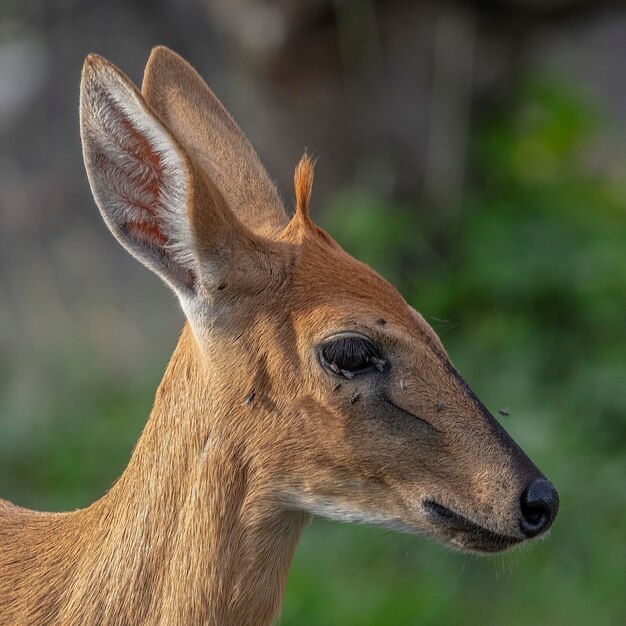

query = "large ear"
[80,54,236,300]
[141,46,287,238]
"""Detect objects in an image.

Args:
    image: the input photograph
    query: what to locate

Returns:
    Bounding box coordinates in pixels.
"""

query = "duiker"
[0,47,558,626]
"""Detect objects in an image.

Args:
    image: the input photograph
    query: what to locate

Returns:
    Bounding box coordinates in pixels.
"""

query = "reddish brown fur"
[294,154,315,223]
[0,47,554,626]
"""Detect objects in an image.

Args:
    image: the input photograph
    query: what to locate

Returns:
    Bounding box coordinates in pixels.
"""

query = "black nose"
[519,477,559,538]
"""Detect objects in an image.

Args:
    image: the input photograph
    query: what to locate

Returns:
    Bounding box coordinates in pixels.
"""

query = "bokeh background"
[1,1,625,624]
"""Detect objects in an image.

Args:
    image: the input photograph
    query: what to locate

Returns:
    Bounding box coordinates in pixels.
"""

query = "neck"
[5,325,309,626]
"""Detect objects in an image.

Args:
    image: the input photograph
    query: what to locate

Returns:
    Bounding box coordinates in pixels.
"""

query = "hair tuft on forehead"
[294,153,315,223]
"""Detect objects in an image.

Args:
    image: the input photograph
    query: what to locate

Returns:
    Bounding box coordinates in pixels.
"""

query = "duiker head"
[80,47,558,554]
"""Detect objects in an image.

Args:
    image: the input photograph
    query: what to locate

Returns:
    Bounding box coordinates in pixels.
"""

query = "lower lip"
[422,499,521,551]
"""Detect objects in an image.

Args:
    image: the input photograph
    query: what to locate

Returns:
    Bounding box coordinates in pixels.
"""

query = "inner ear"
[81,55,199,294]
[110,102,195,287]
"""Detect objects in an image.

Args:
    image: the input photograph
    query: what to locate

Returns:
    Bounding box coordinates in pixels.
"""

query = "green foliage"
[0,346,158,511]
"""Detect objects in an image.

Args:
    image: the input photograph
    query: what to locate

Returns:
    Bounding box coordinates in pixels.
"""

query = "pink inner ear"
[87,85,197,289]
[124,220,169,248]
[89,88,170,246]
[117,115,168,245]
[118,115,170,248]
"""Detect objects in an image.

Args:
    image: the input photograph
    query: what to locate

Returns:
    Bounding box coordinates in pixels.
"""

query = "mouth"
[422,500,522,553]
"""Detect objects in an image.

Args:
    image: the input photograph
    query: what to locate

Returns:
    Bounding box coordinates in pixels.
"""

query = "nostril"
[519,477,559,538]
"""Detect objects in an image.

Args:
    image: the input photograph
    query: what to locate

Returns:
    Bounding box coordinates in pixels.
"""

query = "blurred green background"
[1,1,625,625]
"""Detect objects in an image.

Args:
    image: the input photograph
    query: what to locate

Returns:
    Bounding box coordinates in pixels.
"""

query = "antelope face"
[275,224,559,553]
[80,46,558,557]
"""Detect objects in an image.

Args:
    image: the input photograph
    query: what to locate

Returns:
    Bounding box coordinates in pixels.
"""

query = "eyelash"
[318,335,386,379]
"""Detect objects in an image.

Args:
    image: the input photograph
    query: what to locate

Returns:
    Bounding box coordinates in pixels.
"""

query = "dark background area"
[1,1,625,624]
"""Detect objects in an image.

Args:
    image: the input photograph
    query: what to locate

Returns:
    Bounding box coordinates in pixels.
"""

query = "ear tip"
[148,45,178,59]
[145,45,184,73]
[81,54,105,104]
[82,53,110,76]
[81,53,136,103]
[143,45,202,105]
[81,53,118,93]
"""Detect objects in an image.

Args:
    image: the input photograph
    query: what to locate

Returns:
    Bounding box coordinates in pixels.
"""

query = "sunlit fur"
[0,47,550,626]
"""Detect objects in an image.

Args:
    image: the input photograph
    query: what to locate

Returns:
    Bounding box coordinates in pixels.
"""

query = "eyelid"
[317,332,386,377]
[321,331,372,342]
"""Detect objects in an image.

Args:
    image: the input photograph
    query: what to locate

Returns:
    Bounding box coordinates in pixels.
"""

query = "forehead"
[288,234,430,339]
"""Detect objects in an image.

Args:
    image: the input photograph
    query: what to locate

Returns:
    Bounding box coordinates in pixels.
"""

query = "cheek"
[301,368,443,474]
[342,400,443,478]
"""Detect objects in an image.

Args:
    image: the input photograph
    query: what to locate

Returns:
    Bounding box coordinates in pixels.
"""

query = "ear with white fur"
[80,54,207,298]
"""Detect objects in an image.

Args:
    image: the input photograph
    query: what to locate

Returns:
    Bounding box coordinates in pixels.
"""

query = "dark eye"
[319,334,386,379]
